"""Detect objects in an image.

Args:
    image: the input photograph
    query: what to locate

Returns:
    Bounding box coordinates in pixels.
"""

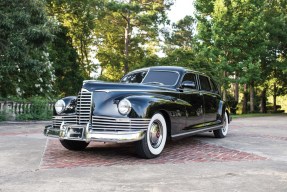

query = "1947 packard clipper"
[44,66,231,159]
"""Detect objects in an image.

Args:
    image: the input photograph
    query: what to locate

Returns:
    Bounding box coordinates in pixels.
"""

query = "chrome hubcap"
[149,120,163,148]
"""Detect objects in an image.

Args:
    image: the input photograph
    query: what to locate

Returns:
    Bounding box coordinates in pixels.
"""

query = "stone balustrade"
[0,101,54,120]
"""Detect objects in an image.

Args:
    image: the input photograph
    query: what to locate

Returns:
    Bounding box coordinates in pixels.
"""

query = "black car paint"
[58,66,227,139]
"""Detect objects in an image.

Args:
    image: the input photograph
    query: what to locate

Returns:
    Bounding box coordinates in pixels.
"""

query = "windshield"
[120,70,147,83]
[142,71,179,86]
[121,70,180,86]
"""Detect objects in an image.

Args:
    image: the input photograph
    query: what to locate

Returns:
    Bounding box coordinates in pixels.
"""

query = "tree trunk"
[242,84,248,114]
[273,83,277,112]
[124,17,131,74]
[234,82,239,102]
[222,71,227,101]
[260,87,267,113]
[249,81,255,113]
[222,89,226,101]
[83,41,90,76]
[234,72,239,102]
[80,38,85,67]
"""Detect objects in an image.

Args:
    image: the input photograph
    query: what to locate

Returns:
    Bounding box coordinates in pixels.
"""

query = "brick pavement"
[41,137,267,169]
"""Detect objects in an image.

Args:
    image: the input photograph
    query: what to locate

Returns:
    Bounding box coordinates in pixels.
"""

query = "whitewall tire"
[214,112,229,138]
[136,113,167,159]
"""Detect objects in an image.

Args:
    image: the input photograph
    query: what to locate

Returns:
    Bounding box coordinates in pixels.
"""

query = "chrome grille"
[52,115,77,129]
[92,116,150,131]
[76,89,92,124]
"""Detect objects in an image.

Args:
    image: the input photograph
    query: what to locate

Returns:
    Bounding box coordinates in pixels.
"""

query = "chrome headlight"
[118,99,131,115]
[55,99,66,114]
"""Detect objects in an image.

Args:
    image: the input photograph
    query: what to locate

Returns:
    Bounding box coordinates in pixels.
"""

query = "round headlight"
[55,99,66,114]
[118,99,131,115]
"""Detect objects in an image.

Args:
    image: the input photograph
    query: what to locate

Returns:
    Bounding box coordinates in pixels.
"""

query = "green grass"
[232,113,287,119]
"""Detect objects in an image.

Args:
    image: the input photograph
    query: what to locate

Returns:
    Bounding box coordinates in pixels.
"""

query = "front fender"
[127,95,187,119]
[92,91,187,119]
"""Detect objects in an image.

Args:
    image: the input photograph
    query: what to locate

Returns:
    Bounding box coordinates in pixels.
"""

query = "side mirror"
[181,81,196,89]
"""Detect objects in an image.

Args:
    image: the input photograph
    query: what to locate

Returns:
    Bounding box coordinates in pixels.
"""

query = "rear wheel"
[60,139,89,151]
[214,112,229,138]
[136,113,167,159]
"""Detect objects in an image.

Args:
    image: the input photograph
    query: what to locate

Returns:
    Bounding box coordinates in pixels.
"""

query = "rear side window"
[182,73,197,89]
[121,71,147,83]
[199,75,211,91]
[210,79,219,93]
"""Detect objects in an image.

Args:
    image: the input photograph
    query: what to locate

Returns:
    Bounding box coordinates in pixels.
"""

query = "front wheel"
[60,139,89,151]
[214,112,229,138]
[136,113,167,159]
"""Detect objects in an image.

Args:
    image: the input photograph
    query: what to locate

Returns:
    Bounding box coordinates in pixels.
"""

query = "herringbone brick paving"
[41,137,267,169]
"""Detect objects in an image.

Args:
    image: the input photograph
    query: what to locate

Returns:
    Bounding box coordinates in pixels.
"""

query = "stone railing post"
[0,101,4,112]
[3,101,16,120]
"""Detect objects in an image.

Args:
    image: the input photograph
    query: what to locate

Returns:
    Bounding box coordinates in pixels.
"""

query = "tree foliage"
[0,0,56,98]
[48,25,84,96]
[46,0,98,78]
[195,0,287,113]
[95,0,173,80]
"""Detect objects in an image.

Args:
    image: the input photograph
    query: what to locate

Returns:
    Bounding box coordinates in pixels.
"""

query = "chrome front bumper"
[44,123,146,143]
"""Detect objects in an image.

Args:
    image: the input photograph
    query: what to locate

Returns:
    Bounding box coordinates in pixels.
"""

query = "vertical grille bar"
[76,88,92,124]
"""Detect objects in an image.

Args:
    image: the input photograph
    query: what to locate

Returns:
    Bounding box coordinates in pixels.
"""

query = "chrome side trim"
[171,124,223,139]
[96,89,176,93]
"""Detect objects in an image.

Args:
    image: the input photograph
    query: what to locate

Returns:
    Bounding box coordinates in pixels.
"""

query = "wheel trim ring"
[146,113,167,156]
[149,120,163,148]
[222,113,229,135]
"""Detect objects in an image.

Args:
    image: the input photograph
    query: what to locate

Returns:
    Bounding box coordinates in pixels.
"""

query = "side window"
[182,73,197,88]
[199,75,211,91]
[210,79,219,94]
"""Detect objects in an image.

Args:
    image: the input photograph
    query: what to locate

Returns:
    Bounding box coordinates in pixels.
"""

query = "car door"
[198,75,220,126]
[179,72,205,131]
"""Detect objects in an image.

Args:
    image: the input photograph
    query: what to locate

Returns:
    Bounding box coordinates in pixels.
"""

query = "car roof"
[129,66,206,76]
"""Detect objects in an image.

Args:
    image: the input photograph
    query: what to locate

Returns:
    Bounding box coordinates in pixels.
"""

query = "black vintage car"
[44,66,231,158]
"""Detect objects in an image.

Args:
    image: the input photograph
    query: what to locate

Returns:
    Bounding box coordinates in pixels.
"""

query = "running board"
[171,124,223,140]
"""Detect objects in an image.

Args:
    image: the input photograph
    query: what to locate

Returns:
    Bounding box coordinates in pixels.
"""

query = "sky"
[168,0,195,23]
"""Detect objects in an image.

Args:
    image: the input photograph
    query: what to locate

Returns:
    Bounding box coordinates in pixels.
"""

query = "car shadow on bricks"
[40,136,267,169]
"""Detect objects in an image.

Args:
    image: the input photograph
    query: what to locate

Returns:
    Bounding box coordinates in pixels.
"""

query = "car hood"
[82,81,175,92]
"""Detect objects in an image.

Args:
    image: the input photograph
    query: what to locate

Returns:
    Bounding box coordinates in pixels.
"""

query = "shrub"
[0,111,7,121]
[16,97,53,120]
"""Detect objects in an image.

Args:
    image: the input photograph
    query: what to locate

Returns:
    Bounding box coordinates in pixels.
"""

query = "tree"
[195,0,269,113]
[261,0,287,112]
[48,26,84,96]
[95,0,173,80]
[161,15,216,77]
[47,0,98,78]
[0,0,56,98]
